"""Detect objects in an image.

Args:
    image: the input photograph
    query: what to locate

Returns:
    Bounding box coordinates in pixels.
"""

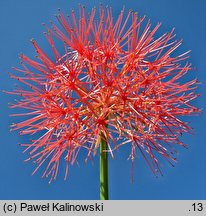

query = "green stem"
[100,131,109,200]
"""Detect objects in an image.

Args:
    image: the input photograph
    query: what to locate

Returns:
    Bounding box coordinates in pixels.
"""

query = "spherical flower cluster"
[9,6,199,183]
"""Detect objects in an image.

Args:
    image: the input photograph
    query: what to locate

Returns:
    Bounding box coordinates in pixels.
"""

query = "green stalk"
[100,131,109,200]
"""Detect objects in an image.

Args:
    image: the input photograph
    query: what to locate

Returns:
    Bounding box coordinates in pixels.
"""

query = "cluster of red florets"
[9,6,199,182]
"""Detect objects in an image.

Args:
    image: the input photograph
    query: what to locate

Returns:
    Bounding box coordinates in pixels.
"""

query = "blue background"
[0,0,205,200]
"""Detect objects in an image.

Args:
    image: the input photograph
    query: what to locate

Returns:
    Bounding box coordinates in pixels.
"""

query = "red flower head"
[9,6,199,183]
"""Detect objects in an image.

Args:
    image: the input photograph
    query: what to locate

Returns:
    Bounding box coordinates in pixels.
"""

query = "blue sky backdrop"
[0,0,205,200]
